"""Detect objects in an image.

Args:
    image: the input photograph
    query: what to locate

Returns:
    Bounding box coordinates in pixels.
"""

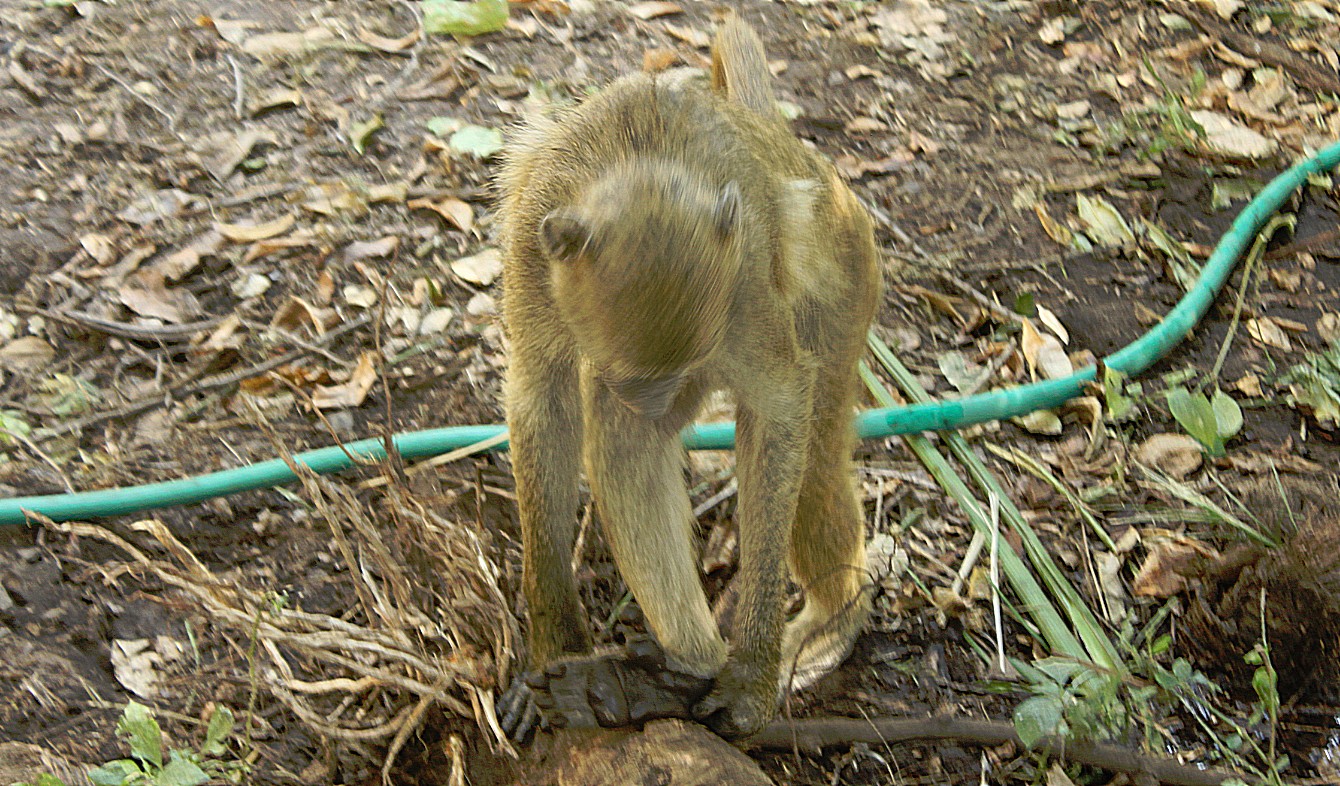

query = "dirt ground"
[1,0,1339,784]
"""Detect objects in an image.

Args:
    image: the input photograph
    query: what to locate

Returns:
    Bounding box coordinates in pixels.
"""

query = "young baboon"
[497,15,881,739]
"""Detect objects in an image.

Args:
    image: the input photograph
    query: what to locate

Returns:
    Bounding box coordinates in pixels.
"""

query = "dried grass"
[44,454,519,780]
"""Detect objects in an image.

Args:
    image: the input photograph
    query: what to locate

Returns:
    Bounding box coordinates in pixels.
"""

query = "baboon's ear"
[540,211,594,261]
[714,181,742,236]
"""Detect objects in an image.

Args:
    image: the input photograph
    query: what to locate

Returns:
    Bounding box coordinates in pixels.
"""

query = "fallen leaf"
[420,307,455,335]
[197,128,277,181]
[448,124,504,158]
[1055,99,1090,119]
[1035,202,1073,247]
[1132,537,1216,597]
[844,116,888,134]
[301,182,365,215]
[312,351,379,409]
[271,296,337,334]
[216,214,296,242]
[450,248,502,286]
[423,0,509,36]
[408,196,474,232]
[232,273,272,300]
[117,189,203,225]
[1232,372,1263,397]
[343,285,379,309]
[466,292,497,318]
[118,275,202,323]
[341,236,400,262]
[664,23,709,49]
[627,1,681,20]
[1036,305,1070,345]
[151,231,224,282]
[79,233,117,266]
[1197,0,1244,20]
[1135,433,1204,479]
[845,65,884,80]
[1013,408,1063,435]
[1021,319,1072,380]
[242,231,320,263]
[1318,312,1340,346]
[1246,316,1292,350]
[1076,194,1136,247]
[350,113,385,155]
[249,87,302,116]
[1190,110,1277,159]
[242,27,336,58]
[0,337,56,373]
[357,26,419,52]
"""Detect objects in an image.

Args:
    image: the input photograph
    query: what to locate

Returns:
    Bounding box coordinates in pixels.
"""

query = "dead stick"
[744,716,1245,786]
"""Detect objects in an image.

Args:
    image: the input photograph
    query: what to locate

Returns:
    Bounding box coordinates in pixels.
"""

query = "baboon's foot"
[525,635,715,732]
[692,658,777,739]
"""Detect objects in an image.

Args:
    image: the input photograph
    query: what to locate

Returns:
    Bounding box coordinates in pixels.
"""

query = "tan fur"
[498,14,880,737]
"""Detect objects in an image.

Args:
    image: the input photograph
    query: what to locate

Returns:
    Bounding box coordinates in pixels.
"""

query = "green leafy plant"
[1012,657,1129,748]
[1166,386,1243,457]
[85,701,244,786]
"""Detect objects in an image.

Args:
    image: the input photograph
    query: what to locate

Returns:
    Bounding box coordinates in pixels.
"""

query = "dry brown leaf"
[80,233,117,266]
[367,182,409,203]
[357,27,419,53]
[1190,110,1277,159]
[271,296,337,334]
[844,116,887,134]
[845,65,883,80]
[312,351,378,410]
[342,236,400,263]
[152,231,224,282]
[249,87,302,116]
[315,271,336,306]
[1246,316,1293,350]
[1035,202,1073,247]
[1132,537,1216,597]
[242,231,320,263]
[1232,372,1264,397]
[627,1,681,21]
[1135,433,1204,479]
[451,248,503,287]
[1037,305,1070,345]
[0,336,56,373]
[198,128,277,181]
[117,274,201,324]
[216,214,296,242]
[1318,312,1340,345]
[664,23,710,48]
[242,27,335,59]
[195,314,244,353]
[1021,318,1071,380]
[408,196,474,232]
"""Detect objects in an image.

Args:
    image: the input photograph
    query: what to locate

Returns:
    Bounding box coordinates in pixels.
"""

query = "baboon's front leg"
[695,369,813,739]
[509,353,589,666]
[519,372,726,731]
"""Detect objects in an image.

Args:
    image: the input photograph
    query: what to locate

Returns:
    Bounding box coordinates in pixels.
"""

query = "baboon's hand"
[693,661,775,740]
[524,636,714,732]
[496,676,544,743]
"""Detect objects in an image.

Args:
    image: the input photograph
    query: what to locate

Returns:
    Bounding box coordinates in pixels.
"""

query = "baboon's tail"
[710,14,775,116]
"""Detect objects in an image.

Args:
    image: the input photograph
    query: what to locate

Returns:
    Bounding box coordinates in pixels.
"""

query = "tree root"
[745,716,1245,786]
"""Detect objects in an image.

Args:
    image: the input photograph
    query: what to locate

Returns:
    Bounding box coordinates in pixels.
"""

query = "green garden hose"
[2,141,1338,527]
